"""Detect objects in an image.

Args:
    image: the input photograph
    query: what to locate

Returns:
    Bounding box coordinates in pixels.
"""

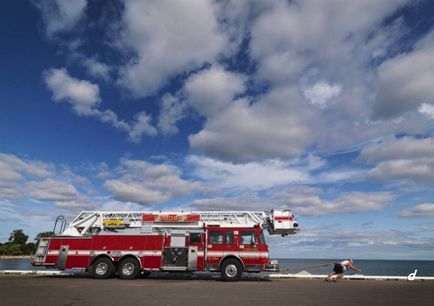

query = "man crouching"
[326,259,362,281]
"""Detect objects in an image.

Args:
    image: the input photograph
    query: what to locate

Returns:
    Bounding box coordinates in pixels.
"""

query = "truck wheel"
[91,257,115,279]
[118,257,140,279]
[221,258,242,282]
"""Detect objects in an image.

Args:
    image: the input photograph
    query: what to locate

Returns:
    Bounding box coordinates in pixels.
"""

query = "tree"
[6,244,23,256]
[23,242,36,255]
[8,229,28,245]
[0,243,6,255]
[36,231,54,238]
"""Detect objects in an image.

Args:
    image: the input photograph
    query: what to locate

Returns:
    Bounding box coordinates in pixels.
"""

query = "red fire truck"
[32,210,299,281]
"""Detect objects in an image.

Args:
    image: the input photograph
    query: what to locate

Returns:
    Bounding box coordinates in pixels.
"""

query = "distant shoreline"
[0,256,31,260]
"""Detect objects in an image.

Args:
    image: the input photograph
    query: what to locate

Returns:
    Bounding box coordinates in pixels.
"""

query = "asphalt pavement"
[0,274,432,306]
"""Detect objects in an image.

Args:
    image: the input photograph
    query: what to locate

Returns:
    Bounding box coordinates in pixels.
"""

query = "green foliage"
[0,243,23,256]
[7,244,23,256]
[36,231,54,238]
[0,229,54,256]
[0,229,37,256]
[8,229,29,245]
[23,242,37,255]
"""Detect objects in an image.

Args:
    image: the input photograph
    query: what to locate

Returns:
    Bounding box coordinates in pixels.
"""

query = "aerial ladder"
[62,209,299,236]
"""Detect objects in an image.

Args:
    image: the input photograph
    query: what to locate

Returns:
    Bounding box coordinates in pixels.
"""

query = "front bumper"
[264,260,279,272]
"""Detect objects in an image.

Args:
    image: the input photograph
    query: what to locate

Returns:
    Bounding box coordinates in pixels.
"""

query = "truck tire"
[91,257,115,279]
[220,258,242,282]
[118,257,141,279]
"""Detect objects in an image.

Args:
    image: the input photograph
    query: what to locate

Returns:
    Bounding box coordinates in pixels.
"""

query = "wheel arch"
[219,255,245,271]
[119,254,142,269]
[88,254,114,269]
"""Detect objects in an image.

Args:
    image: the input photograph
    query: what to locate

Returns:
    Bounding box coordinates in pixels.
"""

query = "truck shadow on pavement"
[44,272,271,282]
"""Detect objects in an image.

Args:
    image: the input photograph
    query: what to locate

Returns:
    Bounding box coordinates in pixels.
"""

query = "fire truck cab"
[33,210,299,281]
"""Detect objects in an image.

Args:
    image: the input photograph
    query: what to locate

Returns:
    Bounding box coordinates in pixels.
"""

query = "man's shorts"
[333,263,344,274]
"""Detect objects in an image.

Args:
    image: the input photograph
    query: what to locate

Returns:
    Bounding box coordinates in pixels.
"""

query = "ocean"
[1,258,433,276]
[277,259,434,276]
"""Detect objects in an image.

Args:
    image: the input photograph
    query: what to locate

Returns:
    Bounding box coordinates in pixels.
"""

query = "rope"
[279,262,334,273]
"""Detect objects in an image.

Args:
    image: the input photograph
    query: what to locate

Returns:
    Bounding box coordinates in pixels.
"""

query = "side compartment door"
[163,234,188,269]
[187,232,203,271]
[57,245,69,270]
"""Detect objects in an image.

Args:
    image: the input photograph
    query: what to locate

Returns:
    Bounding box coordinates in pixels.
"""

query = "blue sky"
[1,0,434,259]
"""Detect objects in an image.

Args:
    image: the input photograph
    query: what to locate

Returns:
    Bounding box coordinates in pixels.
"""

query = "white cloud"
[157,94,187,135]
[0,153,93,213]
[0,153,54,201]
[183,186,393,217]
[186,153,365,191]
[43,68,100,115]
[187,155,309,190]
[188,197,265,211]
[26,179,78,202]
[104,158,205,206]
[179,1,427,163]
[399,203,434,217]
[302,81,342,109]
[274,187,393,216]
[369,159,434,181]
[360,137,434,181]
[37,0,433,163]
[99,200,144,212]
[361,137,434,162]
[104,180,169,206]
[213,0,266,57]
[418,103,434,119]
[420,224,434,232]
[118,0,227,96]
[53,199,93,210]
[34,0,87,37]
[0,153,53,180]
[373,30,434,118]
[184,65,246,117]
[189,87,319,162]
[128,112,158,142]
[280,227,434,259]
[250,0,409,85]
[44,68,156,142]
[82,57,112,81]
[216,0,430,160]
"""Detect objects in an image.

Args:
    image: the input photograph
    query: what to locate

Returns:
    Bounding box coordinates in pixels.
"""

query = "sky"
[1,0,434,260]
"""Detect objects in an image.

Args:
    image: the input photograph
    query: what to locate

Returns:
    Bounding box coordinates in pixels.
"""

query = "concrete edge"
[1,270,433,281]
[0,270,73,276]
[266,273,434,281]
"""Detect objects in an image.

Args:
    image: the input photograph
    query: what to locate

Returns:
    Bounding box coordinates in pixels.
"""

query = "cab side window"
[209,231,223,244]
[241,231,256,245]
[225,231,234,245]
[189,232,202,244]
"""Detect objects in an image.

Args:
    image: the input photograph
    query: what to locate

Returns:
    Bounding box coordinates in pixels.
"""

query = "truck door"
[239,230,260,268]
[206,229,224,270]
[187,232,203,271]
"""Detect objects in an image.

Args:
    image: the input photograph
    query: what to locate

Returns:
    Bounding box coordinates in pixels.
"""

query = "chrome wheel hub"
[225,264,238,278]
[95,262,108,276]
[122,263,135,276]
